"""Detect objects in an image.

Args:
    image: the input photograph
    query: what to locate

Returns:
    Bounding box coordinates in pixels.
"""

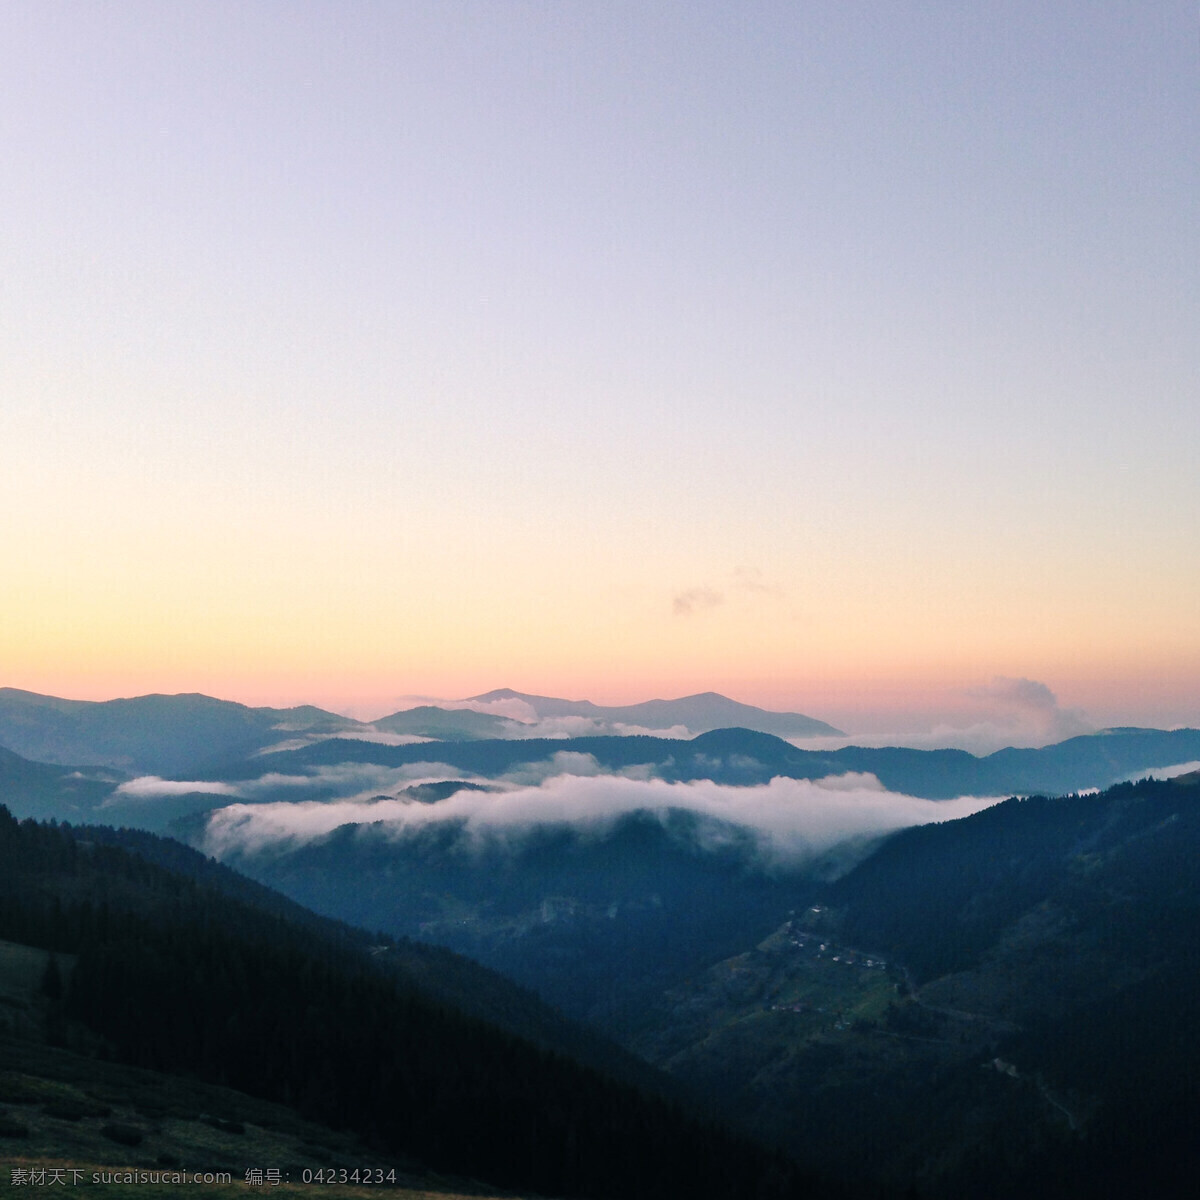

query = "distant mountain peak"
[462,689,842,737]
[468,687,594,706]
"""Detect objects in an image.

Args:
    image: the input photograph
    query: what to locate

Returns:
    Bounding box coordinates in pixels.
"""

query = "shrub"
[101,1121,145,1146]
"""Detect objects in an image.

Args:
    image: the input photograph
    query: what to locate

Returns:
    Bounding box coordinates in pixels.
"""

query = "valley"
[3,689,1200,1196]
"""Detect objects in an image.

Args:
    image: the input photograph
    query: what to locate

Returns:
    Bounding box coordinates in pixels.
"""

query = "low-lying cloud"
[256,731,436,757]
[423,696,539,722]
[202,770,1004,872]
[112,776,239,800]
[1120,760,1200,783]
[493,715,694,741]
[328,730,436,746]
[112,761,471,806]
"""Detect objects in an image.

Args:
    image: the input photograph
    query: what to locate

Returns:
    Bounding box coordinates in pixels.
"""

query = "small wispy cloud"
[672,587,724,616]
[732,566,785,598]
[672,567,785,616]
[329,730,437,746]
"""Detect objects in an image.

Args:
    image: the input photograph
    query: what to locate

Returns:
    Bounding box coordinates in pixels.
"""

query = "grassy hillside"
[0,1035,521,1199]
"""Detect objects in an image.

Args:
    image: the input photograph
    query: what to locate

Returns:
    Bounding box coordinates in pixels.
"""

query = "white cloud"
[1119,760,1200,783]
[242,761,472,798]
[433,697,540,722]
[110,776,239,801]
[610,721,692,739]
[112,760,480,809]
[254,738,315,756]
[256,730,436,756]
[499,715,694,741]
[329,730,436,746]
[202,770,1004,871]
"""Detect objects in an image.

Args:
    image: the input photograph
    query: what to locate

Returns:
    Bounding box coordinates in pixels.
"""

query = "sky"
[2,1,1197,736]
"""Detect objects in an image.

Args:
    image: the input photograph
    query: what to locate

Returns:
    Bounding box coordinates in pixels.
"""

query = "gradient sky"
[2,2,1197,734]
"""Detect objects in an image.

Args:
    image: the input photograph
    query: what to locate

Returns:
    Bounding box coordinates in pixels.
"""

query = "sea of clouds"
[197,762,1005,873]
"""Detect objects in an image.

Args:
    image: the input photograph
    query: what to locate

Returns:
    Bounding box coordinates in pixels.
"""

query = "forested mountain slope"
[630,775,1200,1198]
[0,806,829,1200]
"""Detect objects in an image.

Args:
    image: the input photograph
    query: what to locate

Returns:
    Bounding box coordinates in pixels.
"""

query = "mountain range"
[0,687,840,775]
[4,748,1199,1194]
[3,683,1200,1195]
[198,723,1200,800]
[3,689,1200,841]
[0,688,356,776]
